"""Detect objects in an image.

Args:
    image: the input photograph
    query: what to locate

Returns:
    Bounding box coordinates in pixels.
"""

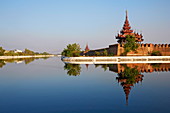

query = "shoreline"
[62,56,170,64]
[0,55,55,59]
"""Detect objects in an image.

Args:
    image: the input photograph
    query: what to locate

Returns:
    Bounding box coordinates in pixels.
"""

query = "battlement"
[137,43,170,48]
[153,44,170,48]
[140,43,153,47]
[85,43,170,56]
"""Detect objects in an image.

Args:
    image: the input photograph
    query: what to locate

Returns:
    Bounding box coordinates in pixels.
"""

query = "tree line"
[0,47,51,56]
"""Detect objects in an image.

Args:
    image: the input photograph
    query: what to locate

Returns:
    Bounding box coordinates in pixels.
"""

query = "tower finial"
[126,10,128,19]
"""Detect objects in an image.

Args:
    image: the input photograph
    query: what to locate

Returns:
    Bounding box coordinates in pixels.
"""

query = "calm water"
[0,57,170,113]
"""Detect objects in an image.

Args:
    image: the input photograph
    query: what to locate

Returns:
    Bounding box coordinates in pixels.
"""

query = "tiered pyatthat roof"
[85,43,90,52]
[116,11,144,44]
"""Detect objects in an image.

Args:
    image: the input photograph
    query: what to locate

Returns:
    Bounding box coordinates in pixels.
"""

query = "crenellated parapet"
[140,43,153,48]
[85,43,170,56]
[153,44,170,48]
[126,43,170,56]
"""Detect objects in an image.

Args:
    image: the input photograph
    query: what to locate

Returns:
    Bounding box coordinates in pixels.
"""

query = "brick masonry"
[86,43,170,56]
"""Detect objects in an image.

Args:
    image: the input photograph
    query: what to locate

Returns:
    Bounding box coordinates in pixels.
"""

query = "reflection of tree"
[0,57,50,68]
[0,60,6,68]
[151,63,161,68]
[116,65,144,105]
[3,58,37,65]
[41,57,50,60]
[101,64,108,71]
[24,58,36,64]
[95,64,108,71]
[94,64,100,68]
[118,65,140,84]
[64,63,81,76]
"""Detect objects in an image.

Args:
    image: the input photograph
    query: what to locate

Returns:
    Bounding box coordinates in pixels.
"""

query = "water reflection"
[0,57,51,68]
[0,60,6,68]
[63,63,170,75]
[64,63,170,105]
[64,63,81,76]
[116,65,143,105]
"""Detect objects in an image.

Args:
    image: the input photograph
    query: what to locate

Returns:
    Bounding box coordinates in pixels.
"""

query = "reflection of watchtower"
[108,63,170,105]
[115,10,144,44]
[116,66,144,105]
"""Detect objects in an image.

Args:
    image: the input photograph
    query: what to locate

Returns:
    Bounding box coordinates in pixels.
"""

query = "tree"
[151,51,162,56]
[24,48,35,55]
[95,51,100,56]
[123,35,139,55]
[0,47,5,56]
[103,49,108,56]
[4,51,18,56]
[62,43,81,57]
[41,52,50,55]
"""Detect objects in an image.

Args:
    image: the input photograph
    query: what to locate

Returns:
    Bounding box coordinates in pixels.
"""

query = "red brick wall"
[86,43,170,56]
[116,43,170,56]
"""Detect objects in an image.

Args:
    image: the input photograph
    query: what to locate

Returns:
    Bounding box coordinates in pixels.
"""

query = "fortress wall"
[86,48,109,56]
[153,44,170,56]
[132,43,154,56]
[117,44,125,56]
[117,43,170,56]
[86,43,170,56]
[108,44,119,55]
[116,44,153,56]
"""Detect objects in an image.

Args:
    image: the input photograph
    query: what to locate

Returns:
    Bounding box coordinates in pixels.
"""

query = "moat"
[0,57,170,113]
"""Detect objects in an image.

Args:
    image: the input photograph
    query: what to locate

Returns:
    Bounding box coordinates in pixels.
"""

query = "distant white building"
[14,49,23,53]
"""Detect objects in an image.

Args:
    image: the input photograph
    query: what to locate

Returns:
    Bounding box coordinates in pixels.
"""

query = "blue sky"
[0,0,170,53]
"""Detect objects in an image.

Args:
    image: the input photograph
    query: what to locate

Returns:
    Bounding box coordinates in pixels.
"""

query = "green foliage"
[123,35,139,55]
[0,47,5,56]
[24,58,35,64]
[4,49,50,56]
[24,48,35,55]
[41,52,50,55]
[151,63,161,68]
[94,64,108,71]
[101,64,108,71]
[62,43,81,57]
[108,53,114,56]
[0,46,51,56]
[0,60,6,68]
[95,51,100,56]
[94,64,100,68]
[103,49,108,56]
[151,51,162,56]
[94,49,108,56]
[64,63,81,76]
[118,65,140,84]
[4,51,20,56]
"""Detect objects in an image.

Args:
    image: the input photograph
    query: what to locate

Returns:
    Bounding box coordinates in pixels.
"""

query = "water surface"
[0,57,169,113]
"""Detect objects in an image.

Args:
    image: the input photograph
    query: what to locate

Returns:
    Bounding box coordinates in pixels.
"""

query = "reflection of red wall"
[117,63,170,73]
